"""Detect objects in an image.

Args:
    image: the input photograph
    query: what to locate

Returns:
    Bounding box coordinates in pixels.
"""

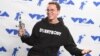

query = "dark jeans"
[27,47,58,56]
[28,53,42,56]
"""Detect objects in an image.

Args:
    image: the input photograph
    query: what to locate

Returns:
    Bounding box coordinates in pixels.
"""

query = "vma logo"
[93,1,100,7]
[53,0,74,5]
[0,46,7,52]
[71,17,94,24]
[6,28,29,36]
[23,0,44,6]
[12,47,21,56]
[85,53,92,56]
[14,12,23,21]
[77,34,100,44]
[91,35,100,42]
[0,46,30,56]
[79,1,87,10]
[29,13,45,20]
[57,50,64,56]
[0,11,9,17]
[37,0,44,6]
[6,28,18,35]
[77,35,85,44]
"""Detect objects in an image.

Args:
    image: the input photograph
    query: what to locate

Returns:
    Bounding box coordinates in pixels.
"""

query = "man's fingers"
[18,29,25,37]
[82,49,92,54]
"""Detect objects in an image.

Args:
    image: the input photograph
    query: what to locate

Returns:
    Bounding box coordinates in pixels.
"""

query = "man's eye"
[47,9,54,11]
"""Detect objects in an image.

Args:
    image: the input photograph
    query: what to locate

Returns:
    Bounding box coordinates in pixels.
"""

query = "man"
[19,2,91,56]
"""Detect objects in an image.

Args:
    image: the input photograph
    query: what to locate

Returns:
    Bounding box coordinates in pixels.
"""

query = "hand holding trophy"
[18,17,25,37]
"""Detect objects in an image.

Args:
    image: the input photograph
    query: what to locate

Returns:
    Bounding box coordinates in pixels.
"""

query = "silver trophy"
[18,16,25,29]
[19,20,25,29]
[16,16,29,36]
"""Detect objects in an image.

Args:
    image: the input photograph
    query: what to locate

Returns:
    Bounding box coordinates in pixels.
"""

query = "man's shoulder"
[35,18,46,25]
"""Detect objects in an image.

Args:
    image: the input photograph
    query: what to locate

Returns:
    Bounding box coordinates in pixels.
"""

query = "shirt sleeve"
[63,26,83,56]
[20,22,39,46]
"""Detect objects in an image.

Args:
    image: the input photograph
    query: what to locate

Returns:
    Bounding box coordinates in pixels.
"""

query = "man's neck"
[48,18,59,24]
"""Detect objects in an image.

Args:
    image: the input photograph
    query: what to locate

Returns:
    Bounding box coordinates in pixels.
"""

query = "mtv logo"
[53,0,74,5]
[0,46,7,52]
[29,13,45,20]
[71,17,94,24]
[91,35,100,42]
[93,1,100,7]
[0,11,9,17]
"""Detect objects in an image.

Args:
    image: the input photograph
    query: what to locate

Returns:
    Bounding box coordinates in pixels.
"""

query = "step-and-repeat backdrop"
[0,0,100,56]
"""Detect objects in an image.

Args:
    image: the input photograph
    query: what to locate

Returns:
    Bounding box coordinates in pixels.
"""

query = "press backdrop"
[0,0,100,56]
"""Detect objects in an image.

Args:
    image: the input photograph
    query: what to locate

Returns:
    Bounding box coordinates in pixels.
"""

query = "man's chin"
[48,17,53,20]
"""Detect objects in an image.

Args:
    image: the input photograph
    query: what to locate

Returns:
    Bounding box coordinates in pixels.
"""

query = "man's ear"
[57,10,60,15]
